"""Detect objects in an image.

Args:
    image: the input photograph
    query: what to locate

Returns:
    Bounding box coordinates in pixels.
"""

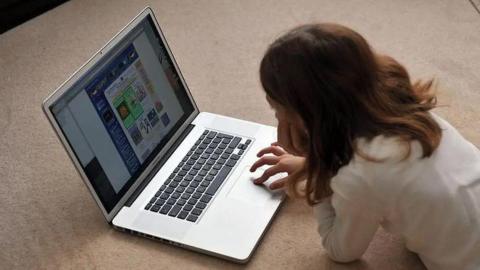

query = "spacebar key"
[205,166,232,196]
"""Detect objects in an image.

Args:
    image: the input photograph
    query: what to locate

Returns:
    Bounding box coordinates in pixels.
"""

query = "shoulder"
[330,135,423,206]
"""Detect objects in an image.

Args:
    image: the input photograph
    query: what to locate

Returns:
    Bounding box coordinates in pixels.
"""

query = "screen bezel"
[42,7,199,222]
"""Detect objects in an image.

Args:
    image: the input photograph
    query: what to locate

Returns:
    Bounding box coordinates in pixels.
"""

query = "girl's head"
[260,23,441,204]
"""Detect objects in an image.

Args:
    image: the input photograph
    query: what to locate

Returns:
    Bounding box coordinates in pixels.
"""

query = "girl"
[250,23,480,270]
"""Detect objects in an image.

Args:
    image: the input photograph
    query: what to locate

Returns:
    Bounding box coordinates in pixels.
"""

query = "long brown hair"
[259,23,442,205]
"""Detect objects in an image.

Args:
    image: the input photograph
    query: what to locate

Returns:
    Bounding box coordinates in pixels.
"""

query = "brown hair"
[259,23,441,205]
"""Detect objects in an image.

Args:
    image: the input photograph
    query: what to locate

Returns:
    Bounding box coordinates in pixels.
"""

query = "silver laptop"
[42,7,284,262]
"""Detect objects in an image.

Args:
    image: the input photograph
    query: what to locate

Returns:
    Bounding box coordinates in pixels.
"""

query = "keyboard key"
[206,175,214,181]
[181,193,190,200]
[167,198,176,205]
[221,153,230,159]
[145,203,152,210]
[200,195,212,203]
[206,166,232,196]
[180,181,189,187]
[231,154,240,160]
[195,138,202,145]
[185,175,193,181]
[193,164,202,170]
[176,186,185,193]
[223,138,232,144]
[219,133,232,139]
[190,181,199,188]
[187,151,193,156]
[160,193,169,200]
[188,170,198,176]
[160,205,172,214]
[192,208,202,216]
[169,173,175,179]
[194,176,204,182]
[198,170,207,176]
[151,205,161,212]
[186,187,195,194]
[225,148,233,154]
[197,158,206,165]
[209,169,218,176]
[182,156,189,162]
[187,159,195,165]
[238,150,244,155]
[169,181,179,188]
[213,164,222,170]
[213,138,221,143]
[187,215,198,222]
[178,211,189,219]
[183,204,193,211]
[174,175,182,182]
[176,199,187,206]
[217,158,226,165]
[165,187,174,194]
[188,198,198,205]
[203,165,212,170]
[207,131,217,139]
[203,130,209,135]
[192,192,202,199]
[226,159,236,167]
[169,205,182,217]
[155,199,166,206]
[195,149,203,155]
[191,154,200,160]
[183,165,192,171]
[149,198,156,204]
[197,186,206,192]
[171,192,180,199]
[178,170,187,177]
[207,159,215,165]
[229,137,241,148]
[245,139,252,145]
[238,144,247,150]
[214,149,223,155]
[196,202,207,209]
[218,143,227,149]
[205,148,213,154]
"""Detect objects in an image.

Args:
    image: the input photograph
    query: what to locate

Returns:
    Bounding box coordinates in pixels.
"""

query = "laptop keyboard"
[144,130,251,223]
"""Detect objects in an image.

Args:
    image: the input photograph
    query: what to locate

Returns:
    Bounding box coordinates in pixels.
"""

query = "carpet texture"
[1,0,479,269]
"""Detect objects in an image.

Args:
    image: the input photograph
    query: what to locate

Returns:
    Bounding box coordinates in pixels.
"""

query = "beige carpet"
[1,0,479,269]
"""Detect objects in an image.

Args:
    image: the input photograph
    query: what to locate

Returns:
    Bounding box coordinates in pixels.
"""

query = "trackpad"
[227,166,285,205]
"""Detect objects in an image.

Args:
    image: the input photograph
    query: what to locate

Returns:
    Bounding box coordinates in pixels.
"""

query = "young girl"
[250,23,480,270]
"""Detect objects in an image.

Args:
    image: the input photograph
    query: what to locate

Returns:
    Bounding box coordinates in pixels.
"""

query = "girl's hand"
[250,144,306,190]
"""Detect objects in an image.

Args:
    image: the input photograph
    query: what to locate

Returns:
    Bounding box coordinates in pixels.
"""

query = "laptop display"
[49,16,195,213]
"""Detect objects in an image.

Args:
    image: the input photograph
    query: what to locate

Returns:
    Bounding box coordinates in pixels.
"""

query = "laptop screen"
[49,15,195,213]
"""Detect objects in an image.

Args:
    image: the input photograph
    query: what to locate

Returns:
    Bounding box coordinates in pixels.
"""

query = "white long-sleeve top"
[314,114,480,270]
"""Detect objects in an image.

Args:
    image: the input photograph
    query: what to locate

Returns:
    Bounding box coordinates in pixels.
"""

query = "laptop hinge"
[124,123,195,207]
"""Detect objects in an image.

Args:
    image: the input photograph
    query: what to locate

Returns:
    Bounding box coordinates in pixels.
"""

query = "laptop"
[42,7,284,263]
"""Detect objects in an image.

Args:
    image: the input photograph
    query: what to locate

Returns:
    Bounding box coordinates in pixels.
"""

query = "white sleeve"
[313,193,380,263]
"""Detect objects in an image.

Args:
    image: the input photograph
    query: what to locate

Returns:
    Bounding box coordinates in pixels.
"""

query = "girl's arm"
[314,192,380,263]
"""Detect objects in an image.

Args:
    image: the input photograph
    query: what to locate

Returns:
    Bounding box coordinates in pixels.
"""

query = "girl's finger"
[254,165,285,184]
[257,146,287,157]
[250,156,280,172]
[269,176,288,190]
